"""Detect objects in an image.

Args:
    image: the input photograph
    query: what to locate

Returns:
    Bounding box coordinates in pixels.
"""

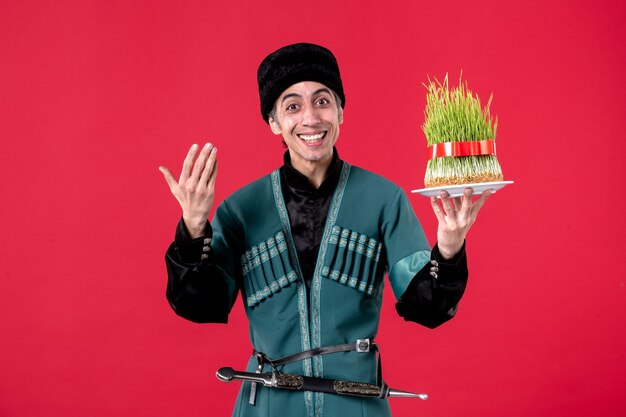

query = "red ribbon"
[427,139,496,159]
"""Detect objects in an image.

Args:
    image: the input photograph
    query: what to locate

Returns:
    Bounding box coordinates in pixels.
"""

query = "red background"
[1,0,625,416]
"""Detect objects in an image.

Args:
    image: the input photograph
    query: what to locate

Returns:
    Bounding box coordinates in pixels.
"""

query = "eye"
[316,98,330,105]
[285,103,299,111]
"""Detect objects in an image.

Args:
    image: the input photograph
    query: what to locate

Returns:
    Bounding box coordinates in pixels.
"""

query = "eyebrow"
[280,88,333,104]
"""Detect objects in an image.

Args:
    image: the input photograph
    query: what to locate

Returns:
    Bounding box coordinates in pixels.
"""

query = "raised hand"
[159,143,218,239]
[430,188,491,259]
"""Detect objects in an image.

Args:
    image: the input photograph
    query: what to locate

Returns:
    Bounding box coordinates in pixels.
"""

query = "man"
[160,43,490,417]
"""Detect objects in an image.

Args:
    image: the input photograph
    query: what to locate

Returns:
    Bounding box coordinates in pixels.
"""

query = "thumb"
[159,166,178,191]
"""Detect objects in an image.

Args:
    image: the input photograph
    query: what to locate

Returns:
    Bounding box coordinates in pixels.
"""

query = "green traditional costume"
[216,164,425,417]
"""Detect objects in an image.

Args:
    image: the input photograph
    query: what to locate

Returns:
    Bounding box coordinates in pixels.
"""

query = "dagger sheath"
[276,372,382,397]
[216,367,427,400]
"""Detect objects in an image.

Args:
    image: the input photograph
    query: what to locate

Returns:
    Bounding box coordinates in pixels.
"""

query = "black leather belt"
[253,338,374,369]
[248,338,386,405]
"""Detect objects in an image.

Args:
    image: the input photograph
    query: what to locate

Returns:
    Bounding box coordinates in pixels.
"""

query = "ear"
[338,107,344,125]
[268,115,282,135]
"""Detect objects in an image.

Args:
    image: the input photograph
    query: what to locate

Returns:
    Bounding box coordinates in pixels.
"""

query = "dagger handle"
[216,367,272,385]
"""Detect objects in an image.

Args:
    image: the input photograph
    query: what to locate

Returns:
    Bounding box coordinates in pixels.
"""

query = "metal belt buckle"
[356,339,370,353]
[249,352,265,405]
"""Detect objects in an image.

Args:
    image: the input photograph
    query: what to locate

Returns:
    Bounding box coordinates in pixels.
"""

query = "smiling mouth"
[298,132,326,142]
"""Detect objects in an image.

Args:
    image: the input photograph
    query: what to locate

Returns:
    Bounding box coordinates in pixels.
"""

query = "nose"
[301,103,321,125]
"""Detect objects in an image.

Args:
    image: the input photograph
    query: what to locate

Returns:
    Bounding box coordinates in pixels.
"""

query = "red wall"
[1,1,625,416]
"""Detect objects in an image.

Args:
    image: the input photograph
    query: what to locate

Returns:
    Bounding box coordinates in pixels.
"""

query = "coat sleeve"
[380,188,468,329]
[165,201,241,324]
[395,242,468,329]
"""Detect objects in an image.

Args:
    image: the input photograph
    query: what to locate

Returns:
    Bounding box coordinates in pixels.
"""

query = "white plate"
[411,181,514,198]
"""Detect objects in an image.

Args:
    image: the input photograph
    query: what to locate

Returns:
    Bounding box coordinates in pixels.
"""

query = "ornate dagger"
[216,367,428,400]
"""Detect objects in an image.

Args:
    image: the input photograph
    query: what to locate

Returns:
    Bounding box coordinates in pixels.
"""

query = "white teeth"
[298,133,325,142]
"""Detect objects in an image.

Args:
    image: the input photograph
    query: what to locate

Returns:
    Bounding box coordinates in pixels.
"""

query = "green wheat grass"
[422,74,503,186]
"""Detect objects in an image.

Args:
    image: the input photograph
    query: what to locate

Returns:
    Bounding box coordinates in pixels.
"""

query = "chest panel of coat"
[314,168,402,346]
[222,176,306,359]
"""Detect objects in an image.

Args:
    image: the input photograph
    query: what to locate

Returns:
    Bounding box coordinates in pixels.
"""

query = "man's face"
[269,81,343,171]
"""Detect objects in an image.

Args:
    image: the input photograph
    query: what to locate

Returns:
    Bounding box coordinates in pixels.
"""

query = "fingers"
[199,146,218,186]
[432,189,461,223]
[177,143,216,193]
[179,144,200,183]
[430,195,446,223]
[189,143,213,185]
[439,190,455,217]
[207,155,218,190]
[161,143,218,228]
[470,189,491,219]
[434,188,483,227]
[461,188,473,212]
[452,196,463,211]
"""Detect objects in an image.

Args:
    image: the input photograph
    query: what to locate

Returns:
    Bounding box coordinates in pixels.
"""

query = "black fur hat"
[257,43,345,123]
